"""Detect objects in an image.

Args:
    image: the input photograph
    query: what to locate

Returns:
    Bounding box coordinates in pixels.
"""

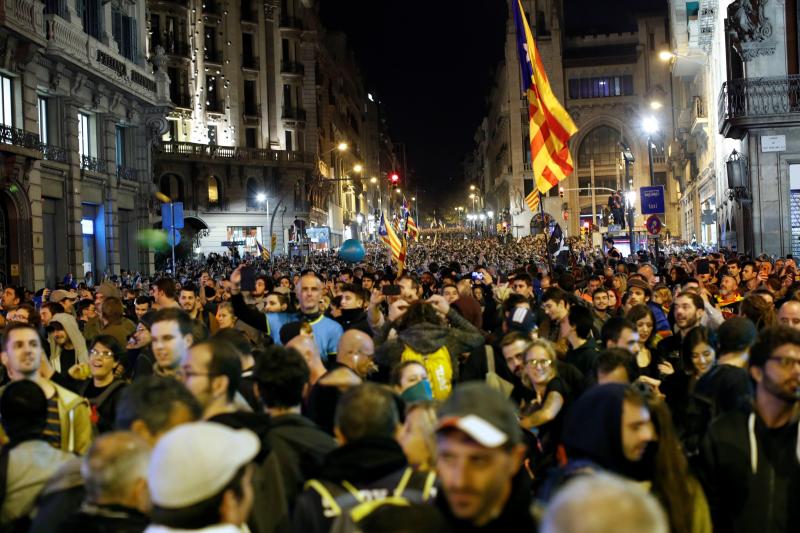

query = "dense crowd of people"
[0,234,799,532]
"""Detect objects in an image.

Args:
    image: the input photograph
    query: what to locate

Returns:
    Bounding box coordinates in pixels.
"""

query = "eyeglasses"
[525,359,552,369]
[768,356,800,370]
[89,349,115,359]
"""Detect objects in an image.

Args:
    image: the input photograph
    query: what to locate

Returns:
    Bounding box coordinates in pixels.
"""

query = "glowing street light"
[649,100,663,110]
[337,142,348,152]
[256,193,266,203]
[642,116,659,134]
[353,164,363,173]
[658,50,675,61]
[470,184,476,191]
[369,177,377,184]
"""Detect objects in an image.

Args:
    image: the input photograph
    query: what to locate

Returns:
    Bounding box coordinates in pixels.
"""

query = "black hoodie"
[290,437,428,533]
[562,383,653,480]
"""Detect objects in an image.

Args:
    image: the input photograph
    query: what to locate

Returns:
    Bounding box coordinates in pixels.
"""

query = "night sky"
[319,0,667,210]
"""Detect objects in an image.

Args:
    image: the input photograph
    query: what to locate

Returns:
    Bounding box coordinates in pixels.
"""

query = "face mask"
[401,379,433,403]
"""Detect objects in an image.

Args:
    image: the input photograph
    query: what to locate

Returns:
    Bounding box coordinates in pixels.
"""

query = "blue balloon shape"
[339,239,365,263]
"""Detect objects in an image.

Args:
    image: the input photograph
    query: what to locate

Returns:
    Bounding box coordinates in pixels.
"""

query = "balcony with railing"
[719,75,800,139]
[279,15,303,31]
[117,165,137,181]
[42,144,68,163]
[204,50,223,66]
[156,141,315,167]
[0,124,42,153]
[280,60,305,76]
[242,55,259,70]
[81,155,106,173]
[282,106,307,121]
[1,0,46,44]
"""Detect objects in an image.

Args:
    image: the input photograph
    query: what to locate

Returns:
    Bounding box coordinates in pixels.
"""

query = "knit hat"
[717,317,757,354]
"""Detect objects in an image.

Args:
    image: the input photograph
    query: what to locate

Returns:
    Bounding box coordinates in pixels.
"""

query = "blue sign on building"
[640,186,665,215]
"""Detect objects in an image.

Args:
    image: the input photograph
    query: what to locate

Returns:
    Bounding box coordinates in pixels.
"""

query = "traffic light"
[390,173,400,184]
[559,186,565,198]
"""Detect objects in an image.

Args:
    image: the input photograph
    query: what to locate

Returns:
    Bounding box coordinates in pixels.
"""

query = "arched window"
[159,174,183,202]
[208,176,219,205]
[577,126,626,167]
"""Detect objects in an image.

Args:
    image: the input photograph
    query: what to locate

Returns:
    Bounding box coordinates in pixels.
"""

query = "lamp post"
[642,116,661,262]
[620,143,635,257]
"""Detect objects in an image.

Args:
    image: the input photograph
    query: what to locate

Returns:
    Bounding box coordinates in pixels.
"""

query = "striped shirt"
[44,390,61,449]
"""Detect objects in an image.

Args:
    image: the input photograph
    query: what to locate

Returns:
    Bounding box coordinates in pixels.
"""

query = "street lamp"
[256,193,266,203]
[658,50,675,61]
[353,163,363,173]
[155,192,177,273]
[470,184,476,191]
[620,142,636,255]
[337,142,348,152]
[369,177,377,184]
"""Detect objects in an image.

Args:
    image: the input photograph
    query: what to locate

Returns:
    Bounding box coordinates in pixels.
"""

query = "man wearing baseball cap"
[434,382,535,531]
[50,290,78,315]
[145,422,259,532]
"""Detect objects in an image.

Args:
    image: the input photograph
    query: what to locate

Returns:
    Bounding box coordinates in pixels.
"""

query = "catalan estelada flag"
[255,240,270,261]
[513,0,577,195]
[378,212,406,273]
[525,190,540,213]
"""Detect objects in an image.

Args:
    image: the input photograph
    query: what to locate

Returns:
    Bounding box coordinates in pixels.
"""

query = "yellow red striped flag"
[378,212,406,273]
[525,190,540,213]
[513,0,577,195]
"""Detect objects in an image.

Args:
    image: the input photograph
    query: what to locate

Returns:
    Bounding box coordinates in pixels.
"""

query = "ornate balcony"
[156,141,315,168]
[42,144,68,163]
[0,124,42,152]
[81,155,106,173]
[0,0,46,45]
[719,75,800,139]
[117,165,137,180]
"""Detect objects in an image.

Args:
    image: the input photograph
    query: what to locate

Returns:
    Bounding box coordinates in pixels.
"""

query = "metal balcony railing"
[117,165,137,180]
[280,60,305,75]
[157,141,315,165]
[42,144,68,163]
[282,106,306,121]
[0,124,42,151]
[719,75,800,137]
[242,56,259,69]
[81,155,106,173]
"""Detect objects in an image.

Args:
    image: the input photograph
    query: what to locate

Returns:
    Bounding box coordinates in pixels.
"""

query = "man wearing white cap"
[434,382,535,531]
[145,422,259,532]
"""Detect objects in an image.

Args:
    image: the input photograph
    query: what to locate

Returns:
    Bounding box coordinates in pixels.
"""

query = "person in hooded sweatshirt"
[47,313,89,379]
[373,295,484,400]
[696,325,800,533]
[329,283,372,335]
[292,383,435,533]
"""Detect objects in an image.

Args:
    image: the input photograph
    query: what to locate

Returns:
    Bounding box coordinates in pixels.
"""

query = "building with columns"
[0,0,171,289]
[467,0,680,244]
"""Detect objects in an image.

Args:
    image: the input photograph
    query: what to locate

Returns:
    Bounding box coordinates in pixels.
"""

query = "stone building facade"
[0,0,170,289]
[468,0,679,244]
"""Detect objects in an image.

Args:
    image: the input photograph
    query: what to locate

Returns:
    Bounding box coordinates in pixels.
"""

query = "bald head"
[82,431,151,509]
[337,329,376,378]
[287,334,323,367]
[778,300,800,330]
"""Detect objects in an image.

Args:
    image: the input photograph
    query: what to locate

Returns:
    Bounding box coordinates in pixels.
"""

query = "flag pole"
[539,193,554,275]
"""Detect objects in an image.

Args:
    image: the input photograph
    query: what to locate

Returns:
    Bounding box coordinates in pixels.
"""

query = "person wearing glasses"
[71,335,127,434]
[519,339,569,479]
[697,325,800,533]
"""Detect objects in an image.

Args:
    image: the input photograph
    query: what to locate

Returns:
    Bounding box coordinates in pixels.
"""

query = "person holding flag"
[513,0,578,271]
[378,212,407,274]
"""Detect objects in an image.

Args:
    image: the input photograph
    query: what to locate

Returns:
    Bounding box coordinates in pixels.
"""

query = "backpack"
[401,345,453,400]
[305,467,436,533]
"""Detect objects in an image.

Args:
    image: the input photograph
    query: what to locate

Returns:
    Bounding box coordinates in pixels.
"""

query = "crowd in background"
[0,234,799,532]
